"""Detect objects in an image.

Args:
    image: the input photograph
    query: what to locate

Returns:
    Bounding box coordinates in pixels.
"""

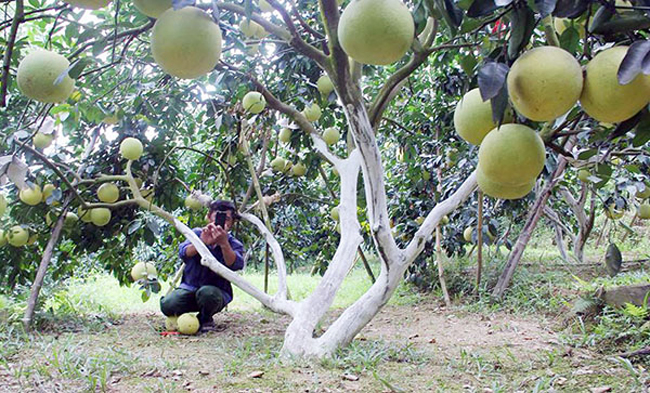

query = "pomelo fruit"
[33,132,54,149]
[578,169,591,183]
[292,162,306,177]
[8,226,29,247]
[120,137,143,160]
[271,157,286,172]
[177,313,200,335]
[279,128,292,143]
[478,124,546,187]
[90,207,111,226]
[580,46,650,123]
[322,127,340,146]
[239,19,267,39]
[64,212,79,227]
[63,0,110,9]
[131,261,157,281]
[19,185,42,206]
[638,204,650,219]
[554,17,585,38]
[133,0,172,18]
[97,182,119,203]
[463,227,473,242]
[507,46,583,121]
[477,168,535,200]
[78,206,93,223]
[242,91,266,114]
[17,49,75,103]
[165,316,179,331]
[636,184,650,199]
[317,75,335,96]
[330,206,340,221]
[151,7,222,79]
[185,195,203,210]
[303,103,322,122]
[338,0,414,65]
[453,88,510,146]
[42,184,56,203]
[441,215,449,225]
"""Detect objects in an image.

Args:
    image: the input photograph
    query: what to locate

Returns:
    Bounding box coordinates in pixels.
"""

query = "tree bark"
[492,137,575,298]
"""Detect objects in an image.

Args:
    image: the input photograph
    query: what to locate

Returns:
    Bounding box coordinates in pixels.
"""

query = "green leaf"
[507,4,536,59]
[632,113,650,147]
[459,54,478,77]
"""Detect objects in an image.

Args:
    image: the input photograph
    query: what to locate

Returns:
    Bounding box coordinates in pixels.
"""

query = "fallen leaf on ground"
[342,374,359,381]
[248,370,264,378]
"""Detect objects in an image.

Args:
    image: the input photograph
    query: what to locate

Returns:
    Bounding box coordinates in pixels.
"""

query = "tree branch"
[0,0,24,107]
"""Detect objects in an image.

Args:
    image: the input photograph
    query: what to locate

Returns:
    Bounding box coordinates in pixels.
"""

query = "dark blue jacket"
[178,228,245,304]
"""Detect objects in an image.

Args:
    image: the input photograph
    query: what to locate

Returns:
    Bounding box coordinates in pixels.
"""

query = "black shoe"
[199,321,216,333]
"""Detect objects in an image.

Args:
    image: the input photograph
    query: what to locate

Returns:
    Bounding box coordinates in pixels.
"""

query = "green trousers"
[160,286,225,324]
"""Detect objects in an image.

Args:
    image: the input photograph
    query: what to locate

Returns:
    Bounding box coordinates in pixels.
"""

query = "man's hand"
[200,224,218,246]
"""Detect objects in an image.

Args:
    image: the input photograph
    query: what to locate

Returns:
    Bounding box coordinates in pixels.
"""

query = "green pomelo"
[17,49,75,103]
[120,137,143,160]
[303,103,321,122]
[463,227,473,243]
[8,226,29,247]
[78,206,93,223]
[478,124,546,187]
[133,0,172,18]
[42,184,56,203]
[330,206,340,221]
[580,46,650,123]
[242,91,266,114]
[338,0,414,65]
[184,195,203,210]
[578,169,591,183]
[97,183,119,203]
[33,132,54,149]
[638,204,650,219]
[90,208,111,226]
[178,313,200,335]
[131,261,157,281]
[317,75,335,96]
[636,184,650,199]
[507,46,583,121]
[271,157,286,172]
[292,163,306,177]
[477,168,535,200]
[63,0,110,9]
[151,7,222,79]
[64,212,79,227]
[279,128,292,143]
[453,88,511,146]
[19,185,42,206]
[322,127,340,146]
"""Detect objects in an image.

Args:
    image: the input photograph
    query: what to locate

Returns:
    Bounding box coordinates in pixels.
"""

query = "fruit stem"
[542,16,560,47]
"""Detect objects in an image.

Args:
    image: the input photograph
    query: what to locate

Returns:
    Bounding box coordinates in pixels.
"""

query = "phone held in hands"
[215,211,227,227]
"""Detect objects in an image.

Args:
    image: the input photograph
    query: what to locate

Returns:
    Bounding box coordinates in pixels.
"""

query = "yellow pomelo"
[338,0,414,65]
[303,103,321,122]
[19,185,42,206]
[454,88,511,145]
[463,227,473,242]
[131,261,157,281]
[178,313,200,335]
[478,124,546,187]
[151,7,222,79]
[120,137,143,160]
[330,206,340,221]
[8,226,29,247]
[317,75,335,96]
[0,230,6,247]
[638,204,650,219]
[33,132,54,149]
[165,316,179,331]
[90,207,111,226]
[554,17,585,38]
[242,92,266,114]
[441,215,449,225]
[279,128,292,143]
[507,46,583,121]
[17,49,75,104]
[580,46,650,123]
[63,0,110,9]
[185,195,203,210]
[415,216,424,225]
[322,127,340,146]
[477,168,535,200]
[97,183,119,203]
[42,184,56,203]
[0,194,5,217]
[292,162,306,177]
[78,206,93,223]
[271,157,286,172]
[133,0,172,18]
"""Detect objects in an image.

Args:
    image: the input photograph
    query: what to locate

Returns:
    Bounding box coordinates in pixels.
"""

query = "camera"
[215,211,227,227]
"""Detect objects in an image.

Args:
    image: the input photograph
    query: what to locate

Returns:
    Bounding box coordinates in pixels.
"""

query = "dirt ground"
[1,301,647,392]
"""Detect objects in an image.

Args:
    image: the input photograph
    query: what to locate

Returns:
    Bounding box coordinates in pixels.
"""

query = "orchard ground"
[1,217,650,392]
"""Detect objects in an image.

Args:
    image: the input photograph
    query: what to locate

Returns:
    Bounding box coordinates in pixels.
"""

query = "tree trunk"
[492,138,575,298]
[23,207,68,330]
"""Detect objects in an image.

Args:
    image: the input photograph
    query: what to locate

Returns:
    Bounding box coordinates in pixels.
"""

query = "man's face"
[207,210,234,231]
